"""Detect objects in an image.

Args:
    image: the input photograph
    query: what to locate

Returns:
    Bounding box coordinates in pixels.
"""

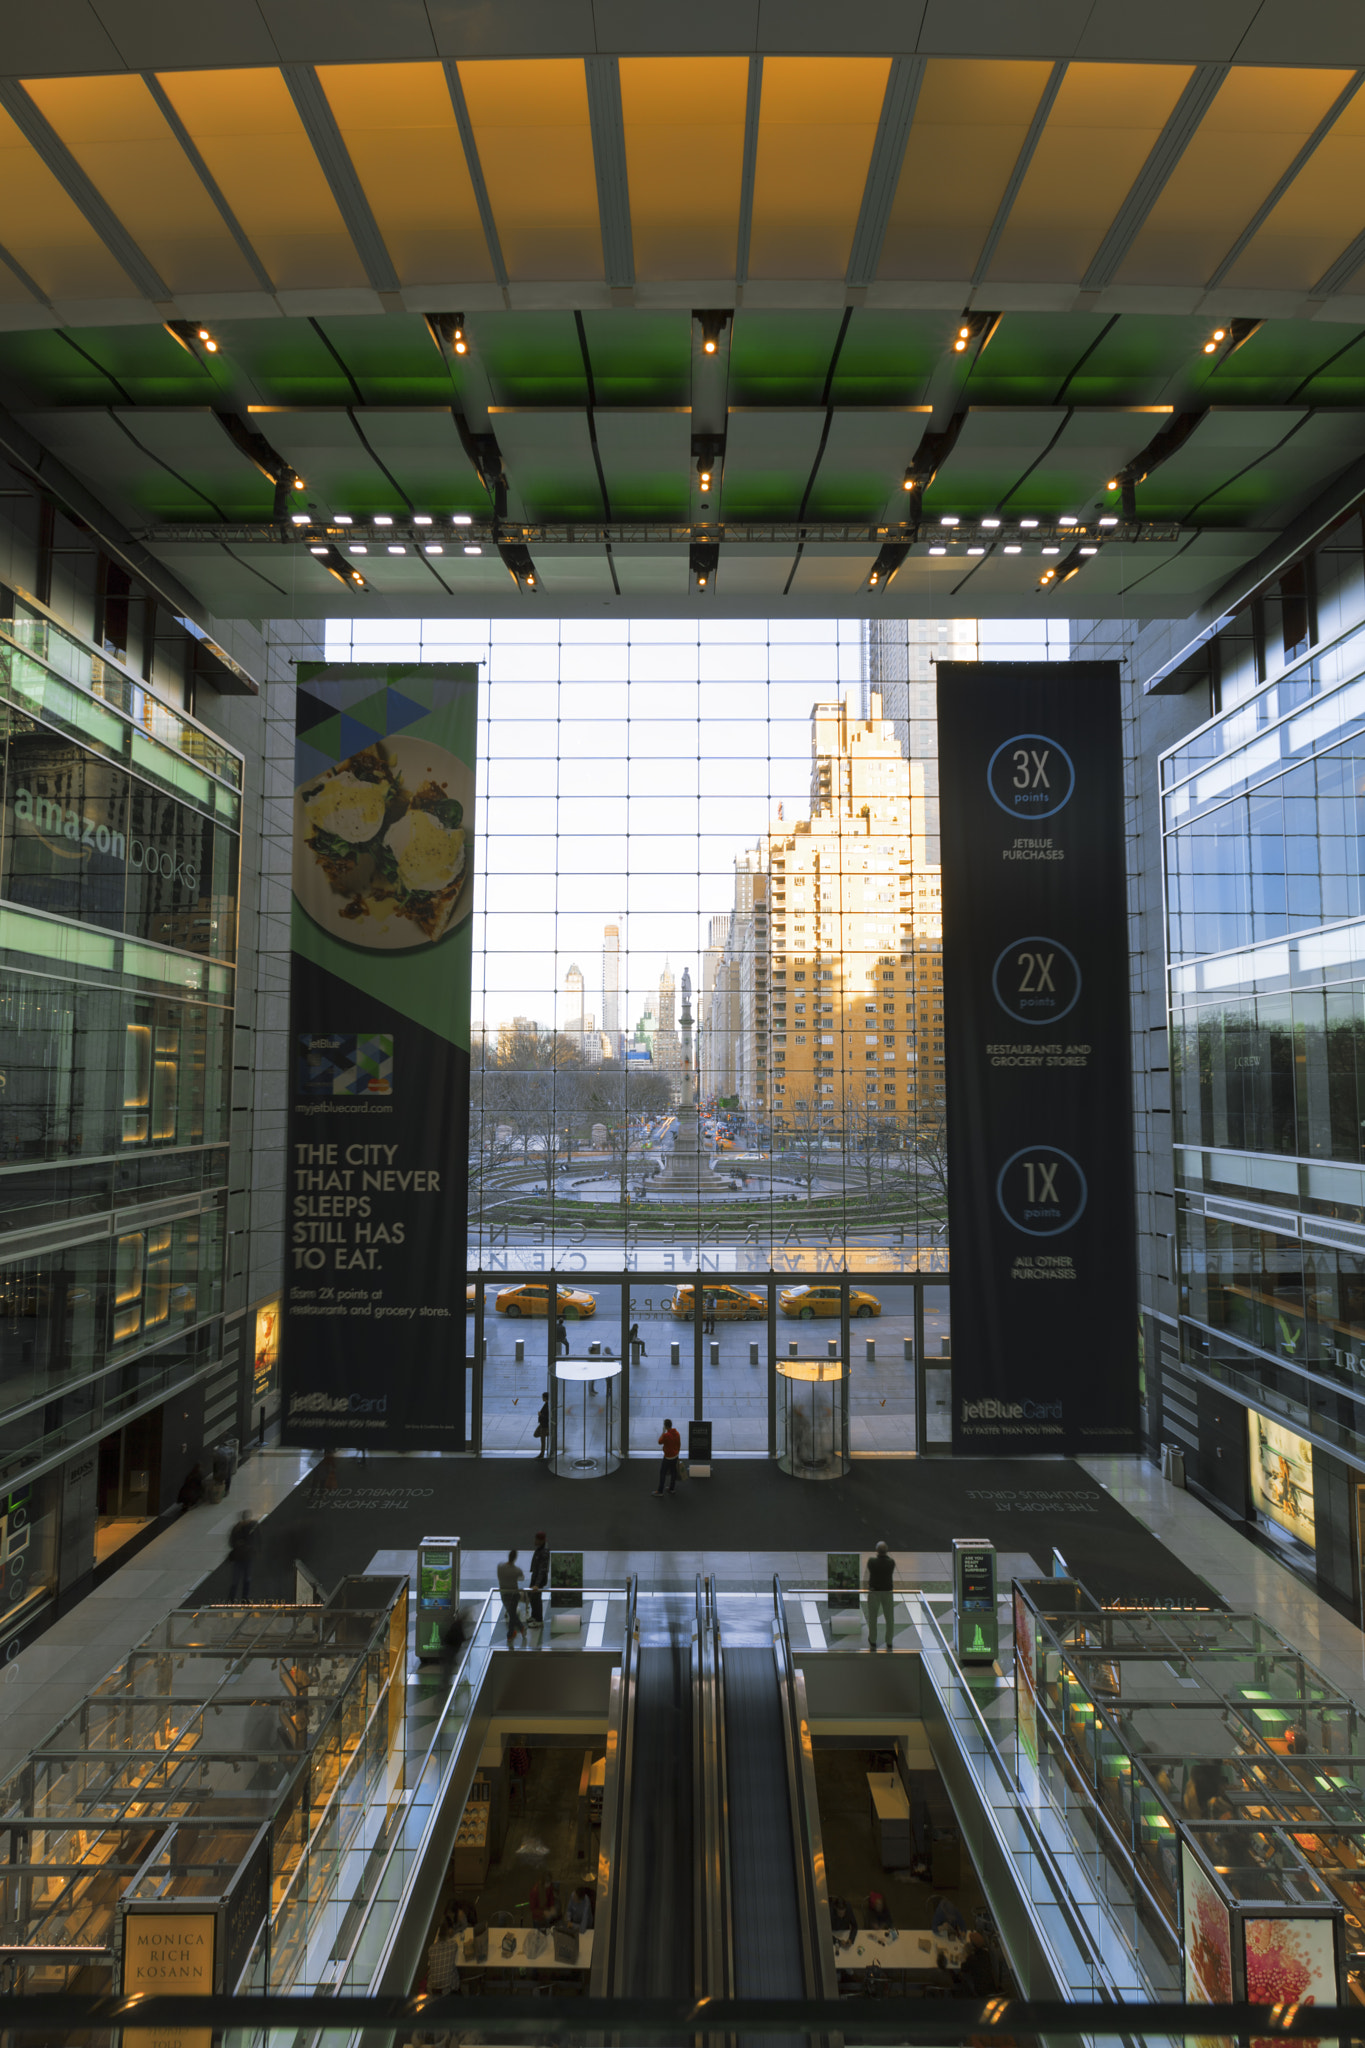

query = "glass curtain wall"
[325,617,954,1454]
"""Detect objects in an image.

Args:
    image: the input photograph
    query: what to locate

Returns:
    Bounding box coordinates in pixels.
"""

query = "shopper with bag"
[496,1547,527,1646]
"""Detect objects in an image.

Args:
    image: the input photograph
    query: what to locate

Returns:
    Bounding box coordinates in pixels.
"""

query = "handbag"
[552,1924,580,1965]
[524,1927,548,1960]
[471,1922,488,1963]
[501,1931,517,1958]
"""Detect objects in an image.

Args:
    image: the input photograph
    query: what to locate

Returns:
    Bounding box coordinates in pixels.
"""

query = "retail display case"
[0,1577,407,1997]
[1014,1579,1360,2003]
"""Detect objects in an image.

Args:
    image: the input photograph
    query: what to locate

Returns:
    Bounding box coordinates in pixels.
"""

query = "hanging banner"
[283,664,478,1450]
[936,661,1137,1454]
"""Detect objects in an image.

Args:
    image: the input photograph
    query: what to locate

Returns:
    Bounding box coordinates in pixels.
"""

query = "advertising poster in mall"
[936,662,1137,1453]
[1248,1412,1316,1551]
[283,665,478,1450]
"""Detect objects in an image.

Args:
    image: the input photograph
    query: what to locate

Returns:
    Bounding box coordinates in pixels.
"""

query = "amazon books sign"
[936,662,1137,1455]
[282,665,478,1451]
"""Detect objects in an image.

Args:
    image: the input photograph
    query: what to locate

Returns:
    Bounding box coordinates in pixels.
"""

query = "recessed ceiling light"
[387,544,405,555]
[1098,515,1119,527]
[464,544,482,556]
[290,514,309,526]
[452,514,473,526]
[333,514,352,525]
[1080,545,1098,555]
[1004,544,1021,555]
[414,514,432,526]
[929,545,947,555]
[375,515,393,527]
[967,546,986,556]
[939,515,959,527]
[1059,515,1078,526]
[349,544,367,555]
[309,545,328,556]
[1042,546,1060,555]
[1019,518,1039,529]
[424,544,444,555]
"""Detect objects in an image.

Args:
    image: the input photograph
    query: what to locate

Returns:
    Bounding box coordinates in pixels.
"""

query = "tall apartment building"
[653,962,682,1088]
[764,696,943,1126]
[697,912,731,1098]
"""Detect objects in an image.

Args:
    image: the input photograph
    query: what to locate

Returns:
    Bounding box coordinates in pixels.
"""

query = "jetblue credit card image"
[297,1032,393,1097]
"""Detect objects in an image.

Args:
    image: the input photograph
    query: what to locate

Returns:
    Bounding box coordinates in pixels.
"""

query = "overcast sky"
[323,615,1067,1035]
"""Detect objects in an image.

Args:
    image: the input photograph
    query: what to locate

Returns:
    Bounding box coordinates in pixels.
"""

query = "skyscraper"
[602,923,620,1050]
[653,961,682,1089]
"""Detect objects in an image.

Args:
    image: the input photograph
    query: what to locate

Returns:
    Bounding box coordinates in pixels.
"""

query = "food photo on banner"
[282,665,478,1450]
[935,662,1138,1456]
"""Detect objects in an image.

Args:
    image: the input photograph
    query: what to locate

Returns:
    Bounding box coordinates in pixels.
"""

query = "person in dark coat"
[528,1530,550,1628]
[176,1464,205,1513]
[227,1511,258,1600]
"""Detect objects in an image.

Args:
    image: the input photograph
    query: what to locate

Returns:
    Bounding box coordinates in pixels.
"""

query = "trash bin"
[1160,1442,1186,1488]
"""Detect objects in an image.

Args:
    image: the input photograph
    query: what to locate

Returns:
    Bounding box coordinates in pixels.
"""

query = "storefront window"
[0,1474,58,1644]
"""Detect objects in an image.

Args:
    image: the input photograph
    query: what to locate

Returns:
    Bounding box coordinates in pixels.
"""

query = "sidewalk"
[0,1445,311,1783]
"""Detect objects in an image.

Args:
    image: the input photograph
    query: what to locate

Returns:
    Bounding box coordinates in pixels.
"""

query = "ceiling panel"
[16,406,221,521]
[1177,409,1365,521]
[922,406,1068,513]
[22,73,262,296]
[593,408,692,517]
[878,58,1054,282]
[1002,405,1175,514]
[619,56,747,280]
[748,56,890,280]
[111,405,272,516]
[1134,405,1310,518]
[457,58,602,282]
[154,67,368,291]
[804,406,932,519]
[727,310,848,406]
[317,62,494,286]
[344,407,486,515]
[985,63,1191,285]
[1116,66,1357,289]
[0,101,136,302]
[245,406,403,513]
[1224,88,1365,293]
[719,407,826,517]
[488,405,604,518]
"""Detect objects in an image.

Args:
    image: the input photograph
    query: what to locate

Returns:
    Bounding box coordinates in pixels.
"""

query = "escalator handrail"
[593,1572,639,1997]
[772,1573,838,1999]
[697,1574,733,1999]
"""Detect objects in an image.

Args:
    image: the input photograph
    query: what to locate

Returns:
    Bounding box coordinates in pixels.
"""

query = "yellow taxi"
[494,1282,597,1320]
[670,1283,765,1322]
[466,1283,478,1309]
[778,1284,881,1320]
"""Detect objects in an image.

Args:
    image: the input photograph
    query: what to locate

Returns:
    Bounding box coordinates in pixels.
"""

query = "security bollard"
[515,1338,524,1364]
[903,1337,914,1364]
[827,1338,838,1360]
[709,1340,719,1368]
[788,1340,798,1357]
[866,1338,876,1364]
[749,1341,759,1367]
[671,1341,680,1368]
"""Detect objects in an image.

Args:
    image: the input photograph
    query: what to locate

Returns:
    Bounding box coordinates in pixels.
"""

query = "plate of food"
[292,735,474,950]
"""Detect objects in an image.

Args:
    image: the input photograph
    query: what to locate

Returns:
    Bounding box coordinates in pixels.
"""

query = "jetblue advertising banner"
[935,662,1137,1455]
[283,665,477,1451]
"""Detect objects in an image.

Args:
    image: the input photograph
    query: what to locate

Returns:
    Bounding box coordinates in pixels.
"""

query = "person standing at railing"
[865,1540,896,1650]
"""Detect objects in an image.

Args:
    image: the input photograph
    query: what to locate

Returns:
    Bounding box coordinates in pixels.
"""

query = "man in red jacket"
[655,1417,681,1495]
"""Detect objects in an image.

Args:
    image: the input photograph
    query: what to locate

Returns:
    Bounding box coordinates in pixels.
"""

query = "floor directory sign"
[936,662,1137,1455]
[417,1535,461,1658]
[283,665,478,1450]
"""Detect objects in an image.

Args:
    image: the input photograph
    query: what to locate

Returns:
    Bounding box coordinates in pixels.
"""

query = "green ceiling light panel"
[726,310,849,406]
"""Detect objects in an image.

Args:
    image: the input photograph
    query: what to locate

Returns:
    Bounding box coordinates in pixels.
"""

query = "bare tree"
[781,1088,830,1202]
[911,1092,949,1209]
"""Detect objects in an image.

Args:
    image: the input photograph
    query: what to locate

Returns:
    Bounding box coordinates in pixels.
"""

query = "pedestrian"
[566,1884,595,1933]
[176,1463,205,1514]
[227,1510,258,1601]
[496,1547,527,1646]
[629,1320,646,1361]
[556,1315,569,1357]
[654,1416,681,1496]
[702,1295,716,1335]
[529,1530,549,1629]
[534,1391,549,1459]
[865,1539,896,1650]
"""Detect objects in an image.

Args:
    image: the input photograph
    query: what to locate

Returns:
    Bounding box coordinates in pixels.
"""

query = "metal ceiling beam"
[845,58,923,291]
[735,57,763,288]
[0,241,52,311]
[1313,223,1365,302]
[135,516,1192,547]
[1080,64,1229,292]
[142,72,276,297]
[585,57,634,292]
[280,65,400,298]
[442,62,508,290]
[971,61,1066,288]
[0,80,172,305]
